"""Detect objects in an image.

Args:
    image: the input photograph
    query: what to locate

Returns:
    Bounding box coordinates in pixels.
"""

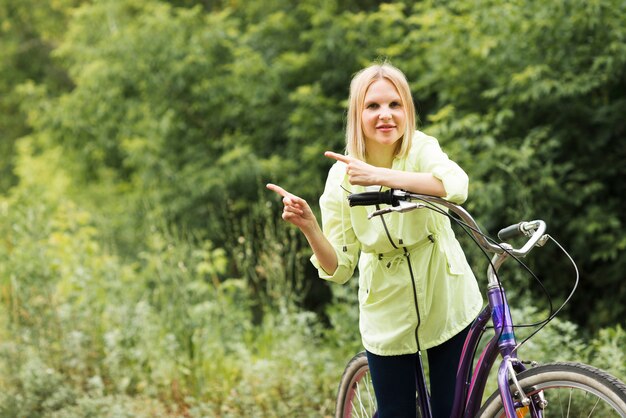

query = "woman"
[267,62,482,418]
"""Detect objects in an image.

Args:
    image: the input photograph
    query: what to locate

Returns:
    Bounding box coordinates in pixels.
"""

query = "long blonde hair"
[345,63,416,161]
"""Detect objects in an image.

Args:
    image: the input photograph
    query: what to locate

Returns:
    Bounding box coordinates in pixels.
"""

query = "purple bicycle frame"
[414,285,527,418]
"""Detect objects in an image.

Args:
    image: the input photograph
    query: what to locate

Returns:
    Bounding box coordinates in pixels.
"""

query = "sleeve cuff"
[432,166,469,204]
[310,253,354,284]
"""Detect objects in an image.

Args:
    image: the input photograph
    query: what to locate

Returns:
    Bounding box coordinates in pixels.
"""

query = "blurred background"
[0,0,624,416]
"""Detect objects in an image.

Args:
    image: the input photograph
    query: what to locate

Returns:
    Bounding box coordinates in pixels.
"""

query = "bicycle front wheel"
[477,362,626,417]
[335,352,377,418]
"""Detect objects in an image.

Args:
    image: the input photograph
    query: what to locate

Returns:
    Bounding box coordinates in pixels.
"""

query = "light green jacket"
[311,131,483,355]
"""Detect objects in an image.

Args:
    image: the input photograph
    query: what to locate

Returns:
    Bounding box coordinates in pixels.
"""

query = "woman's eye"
[366,103,379,109]
[390,101,402,108]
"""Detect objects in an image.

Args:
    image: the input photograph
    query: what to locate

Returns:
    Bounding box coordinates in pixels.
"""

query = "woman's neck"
[365,143,397,168]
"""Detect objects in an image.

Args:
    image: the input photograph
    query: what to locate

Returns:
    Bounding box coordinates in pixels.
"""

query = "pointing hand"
[325,151,382,186]
[266,183,316,231]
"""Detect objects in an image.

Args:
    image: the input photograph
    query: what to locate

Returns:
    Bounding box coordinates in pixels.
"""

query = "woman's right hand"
[267,183,338,275]
[266,183,317,232]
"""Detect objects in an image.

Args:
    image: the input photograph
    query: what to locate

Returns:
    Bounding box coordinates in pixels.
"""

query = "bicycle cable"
[514,235,579,349]
[411,197,578,350]
[347,187,577,352]
[414,198,554,319]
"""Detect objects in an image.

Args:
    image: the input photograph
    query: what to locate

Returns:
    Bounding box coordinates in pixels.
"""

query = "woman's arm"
[367,169,446,196]
[266,183,338,274]
[324,151,446,196]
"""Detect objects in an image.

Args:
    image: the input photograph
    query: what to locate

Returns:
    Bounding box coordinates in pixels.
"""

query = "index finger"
[266,183,290,198]
[324,151,351,164]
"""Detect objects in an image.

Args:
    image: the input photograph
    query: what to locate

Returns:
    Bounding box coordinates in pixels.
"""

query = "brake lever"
[521,221,550,248]
[368,202,425,219]
[511,220,547,257]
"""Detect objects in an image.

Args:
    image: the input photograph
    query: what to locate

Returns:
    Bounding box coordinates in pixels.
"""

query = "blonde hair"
[345,62,416,161]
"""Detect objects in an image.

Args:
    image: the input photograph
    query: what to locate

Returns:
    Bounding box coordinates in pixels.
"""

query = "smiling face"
[361,78,407,157]
[345,63,416,162]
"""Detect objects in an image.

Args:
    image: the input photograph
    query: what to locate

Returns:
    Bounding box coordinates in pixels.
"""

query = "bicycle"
[335,189,626,418]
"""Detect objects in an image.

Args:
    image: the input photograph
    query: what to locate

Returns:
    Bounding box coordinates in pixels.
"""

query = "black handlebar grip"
[347,190,398,207]
[497,222,525,241]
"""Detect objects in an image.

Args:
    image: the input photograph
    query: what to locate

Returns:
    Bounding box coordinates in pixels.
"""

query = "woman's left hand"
[324,151,382,186]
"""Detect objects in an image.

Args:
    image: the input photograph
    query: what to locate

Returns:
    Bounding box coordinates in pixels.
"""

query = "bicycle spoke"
[365,375,374,409]
[587,397,601,417]
[355,381,366,417]
[567,388,572,417]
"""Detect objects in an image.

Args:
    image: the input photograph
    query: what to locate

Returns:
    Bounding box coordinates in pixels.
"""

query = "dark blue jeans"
[366,325,470,418]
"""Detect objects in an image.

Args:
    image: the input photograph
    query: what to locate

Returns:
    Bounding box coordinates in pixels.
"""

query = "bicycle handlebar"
[348,189,399,207]
[347,189,546,258]
[497,222,526,241]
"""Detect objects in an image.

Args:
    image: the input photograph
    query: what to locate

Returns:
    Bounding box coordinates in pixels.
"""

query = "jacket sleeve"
[310,162,361,284]
[409,131,469,204]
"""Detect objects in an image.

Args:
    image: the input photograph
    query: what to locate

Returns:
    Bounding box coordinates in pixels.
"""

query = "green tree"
[7,0,626,330]
[0,0,77,192]
[403,0,626,328]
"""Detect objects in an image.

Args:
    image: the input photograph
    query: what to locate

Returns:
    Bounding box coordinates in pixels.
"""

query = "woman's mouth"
[377,124,396,132]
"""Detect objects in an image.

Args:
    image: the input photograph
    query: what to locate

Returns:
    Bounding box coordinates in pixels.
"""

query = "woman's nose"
[379,107,392,120]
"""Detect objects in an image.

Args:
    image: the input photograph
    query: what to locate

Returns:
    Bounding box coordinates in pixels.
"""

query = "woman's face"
[361,78,406,153]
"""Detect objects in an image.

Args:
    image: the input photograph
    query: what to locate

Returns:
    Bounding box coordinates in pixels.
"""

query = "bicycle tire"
[476,362,626,417]
[335,352,377,418]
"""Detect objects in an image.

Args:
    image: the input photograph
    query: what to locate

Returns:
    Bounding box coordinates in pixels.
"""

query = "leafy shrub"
[585,324,626,381]
[0,355,76,418]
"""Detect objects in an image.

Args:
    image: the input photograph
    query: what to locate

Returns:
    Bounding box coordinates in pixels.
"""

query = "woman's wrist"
[300,218,322,239]
[375,166,390,186]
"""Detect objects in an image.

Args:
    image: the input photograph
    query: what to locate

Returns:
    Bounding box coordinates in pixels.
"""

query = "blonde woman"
[268,62,482,418]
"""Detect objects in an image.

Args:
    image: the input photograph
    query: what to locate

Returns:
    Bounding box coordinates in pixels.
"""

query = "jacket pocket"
[358,263,373,305]
[441,239,468,276]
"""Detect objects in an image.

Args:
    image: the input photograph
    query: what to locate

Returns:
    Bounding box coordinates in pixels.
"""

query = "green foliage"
[586,324,626,380]
[0,152,350,414]
[0,355,77,418]
[406,0,626,327]
[0,353,179,417]
[1,0,625,414]
[0,0,77,191]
